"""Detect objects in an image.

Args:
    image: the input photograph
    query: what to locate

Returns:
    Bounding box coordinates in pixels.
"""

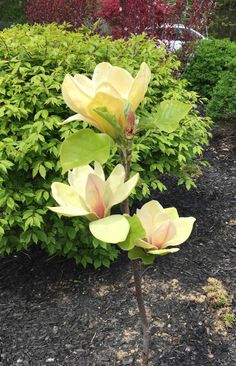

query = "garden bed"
[0,124,235,366]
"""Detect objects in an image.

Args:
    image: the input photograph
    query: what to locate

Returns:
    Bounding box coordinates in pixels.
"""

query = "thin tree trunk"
[119,145,150,364]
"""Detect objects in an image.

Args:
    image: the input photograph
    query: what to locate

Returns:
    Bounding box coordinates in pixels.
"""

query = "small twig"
[90,331,97,344]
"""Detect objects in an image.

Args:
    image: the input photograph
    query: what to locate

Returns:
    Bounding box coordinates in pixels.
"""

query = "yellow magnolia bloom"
[61,62,151,138]
[136,200,195,255]
[49,162,139,219]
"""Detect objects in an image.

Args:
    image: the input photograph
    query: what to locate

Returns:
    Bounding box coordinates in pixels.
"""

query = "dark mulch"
[0,125,235,366]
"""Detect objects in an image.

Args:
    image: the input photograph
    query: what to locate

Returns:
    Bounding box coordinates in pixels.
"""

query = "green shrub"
[0,0,26,24]
[0,24,212,266]
[206,59,236,122]
[184,38,236,98]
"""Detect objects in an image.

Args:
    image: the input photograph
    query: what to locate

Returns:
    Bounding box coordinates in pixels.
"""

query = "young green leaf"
[118,214,146,251]
[60,129,112,173]
[140,100,192,133]
[128,247,155,265]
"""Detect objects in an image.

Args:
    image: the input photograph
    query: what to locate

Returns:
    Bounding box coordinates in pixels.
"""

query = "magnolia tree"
[49,62,196,364]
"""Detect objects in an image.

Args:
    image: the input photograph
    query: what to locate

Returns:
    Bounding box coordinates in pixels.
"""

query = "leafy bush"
[0,0,26,24]
[0,24,212,265]
[25,0,90,27]
[184,38,236,98]
[206,59,236,122]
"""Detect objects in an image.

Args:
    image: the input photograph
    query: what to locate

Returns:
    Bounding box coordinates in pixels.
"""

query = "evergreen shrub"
[0,24,212,265]
[207,59,236,122]
[184,38,236,98]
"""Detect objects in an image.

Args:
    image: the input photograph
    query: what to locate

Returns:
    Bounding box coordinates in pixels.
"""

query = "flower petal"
[148,248,180,255]
[68,165,94,200]
[163,207,179,220]
[136,200,164,243]
[96,82,122,99]
[73,74,95,97]
[89,215,130,243]
[135,239,156,250]
[48,206,89,217]
[61,74,92,116]
[51,182,87,209]
[106,66,133,98]
[128,62,151,111]
[59,113,97,127]
[107,173,139,209]
[94,161,105,181]
[151,219,176,248]
[92,62,112,86]
[106,164,125,192]
[85,174,106,218]
[163,217,196,247]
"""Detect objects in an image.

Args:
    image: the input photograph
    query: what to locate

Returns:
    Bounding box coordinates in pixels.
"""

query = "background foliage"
[206,59,236,122]
[184,38,236,98]
[0,24,212,265]
[0,0,26,26]
[25,0,215,43]
[209,0,236,40]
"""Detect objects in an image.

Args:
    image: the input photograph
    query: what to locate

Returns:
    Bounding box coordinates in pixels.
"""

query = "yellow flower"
[136,200,195,255]
[61,62,151,138]
[49,162,139,219]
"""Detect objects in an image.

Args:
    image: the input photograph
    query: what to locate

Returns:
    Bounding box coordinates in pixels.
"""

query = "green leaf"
[128,247,155,265]
[39,165,46,178]
[60,129,112,174]
[140,100,192,133]
[94,107,123,135]
[118,215,146,251]
[89,215,130,244]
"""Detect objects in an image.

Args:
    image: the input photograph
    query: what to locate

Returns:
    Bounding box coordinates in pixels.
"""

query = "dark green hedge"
[0,0,26,25]
[184,38,236,98]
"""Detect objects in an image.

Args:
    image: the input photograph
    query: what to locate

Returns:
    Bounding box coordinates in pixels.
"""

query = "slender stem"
[119,145,150,365]
[132,261,150,364]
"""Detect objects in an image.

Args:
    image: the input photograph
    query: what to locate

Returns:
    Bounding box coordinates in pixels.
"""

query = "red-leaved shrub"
[25,0,216,55]
[25,0,90,26]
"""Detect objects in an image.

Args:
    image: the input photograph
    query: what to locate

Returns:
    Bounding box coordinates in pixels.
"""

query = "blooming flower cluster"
[50,61,195,261]
[61,62,151,139]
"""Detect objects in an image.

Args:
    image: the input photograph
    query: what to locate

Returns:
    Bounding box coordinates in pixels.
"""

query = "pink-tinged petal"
[163,217,196,248]
[151,219,176,248]
[136,200,164,243]
[85,174,106,218]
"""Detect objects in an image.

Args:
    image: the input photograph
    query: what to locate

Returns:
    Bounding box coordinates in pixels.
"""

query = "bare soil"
[0,125,235,366]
